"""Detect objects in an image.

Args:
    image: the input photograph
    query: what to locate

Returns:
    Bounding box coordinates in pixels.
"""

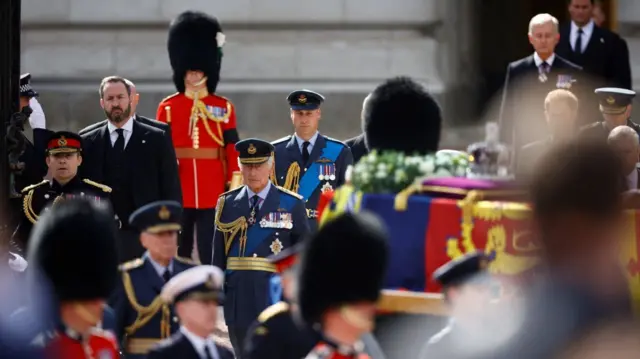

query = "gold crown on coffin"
[248,143,257,155]
[298,94,307,103]
[158,206,171,220]
[58,136,68,146]
[606,96,616,105]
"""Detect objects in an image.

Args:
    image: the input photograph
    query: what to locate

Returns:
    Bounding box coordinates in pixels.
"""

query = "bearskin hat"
[297,212,389,325]
[168,11,223,93]
[27,198,119,301]
[363,76,442,154]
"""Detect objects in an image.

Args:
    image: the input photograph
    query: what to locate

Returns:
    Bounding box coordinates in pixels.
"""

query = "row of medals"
[248,207,294,229]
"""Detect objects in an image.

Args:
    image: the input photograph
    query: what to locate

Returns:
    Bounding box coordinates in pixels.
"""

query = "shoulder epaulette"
[258,302,289,323]
[160,92,180,103]
[118,258,144,272]
[276,186,303,200]
[83,179,112,193]
[272,135,292,145]
[21,180,48,194]
[324,136,348,147]
[580,122,600,131]
[175,256,198,265]
[218,186,243,199]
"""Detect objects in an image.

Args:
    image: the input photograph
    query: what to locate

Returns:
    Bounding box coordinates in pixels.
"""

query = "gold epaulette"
[257,302,289,323]
[175,256,199,265]
[160,92,180,103]
[271,135,291,145]
[21,180,48,194]
[118,258,144,272]
[277,185,303,200]
[83,179,112,193]
[218,186,243,199]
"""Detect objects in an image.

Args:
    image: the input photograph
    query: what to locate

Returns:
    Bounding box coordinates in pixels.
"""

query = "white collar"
[294,131,319,146]
[533,52,555,67]
[107,116,134,134]
[571,20,594,37]
[180,326,218,359]
[246,181,272,201]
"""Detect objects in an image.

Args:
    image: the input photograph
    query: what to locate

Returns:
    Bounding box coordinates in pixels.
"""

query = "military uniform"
[580,87,640,139]
[13,132,112,253]
[213,139,310,357]
[156,11,240,263]
[272,90,353,232]
[109,201,197,358]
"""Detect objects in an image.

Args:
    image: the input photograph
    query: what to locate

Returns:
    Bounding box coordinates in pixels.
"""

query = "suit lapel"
[285,135,303,166]
[175,332,201,358]
[306,135,326,170]
[142,259,165,293]
[233,187,250,216]
[583,26,601,57]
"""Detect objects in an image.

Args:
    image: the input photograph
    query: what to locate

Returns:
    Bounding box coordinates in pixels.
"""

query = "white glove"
[28,97,46,129]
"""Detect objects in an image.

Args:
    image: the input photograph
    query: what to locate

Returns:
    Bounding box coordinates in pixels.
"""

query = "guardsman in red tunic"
[297,212,390,359]
[157,11,240,263]
[26,198,120,359]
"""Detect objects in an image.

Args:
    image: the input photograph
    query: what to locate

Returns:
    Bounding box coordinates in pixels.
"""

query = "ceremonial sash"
[227,192,298,259]
[298,141,343,201]
[268,275,283,305]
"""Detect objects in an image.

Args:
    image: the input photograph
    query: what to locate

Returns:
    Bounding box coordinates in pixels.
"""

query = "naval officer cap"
[235,138,274,165]
[161,265,225,304]
[287,89,325,110]
[433,251,489,288]
[46,131,83,155]
[19,73,39,98]
[595,87,636,115]
[129,200,182,234]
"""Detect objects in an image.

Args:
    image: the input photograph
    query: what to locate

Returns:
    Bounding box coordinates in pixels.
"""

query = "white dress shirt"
[294,131,319,155]
[144,251,174,278]
[107,117,134,148]
[570,20,594,53]
[533,52,556,69]
[180,326,220,359]
[627,169,638,190]
[246,181,271,209]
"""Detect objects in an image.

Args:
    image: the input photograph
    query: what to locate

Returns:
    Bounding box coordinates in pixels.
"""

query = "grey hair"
[608,125,639,146]
[528,13,559,34]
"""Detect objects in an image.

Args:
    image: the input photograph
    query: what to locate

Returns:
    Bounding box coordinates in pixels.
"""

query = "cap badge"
[58,136,67,147]
[248,143,257,155]
[205,274,216,289]
[158,206,171,220]
[298,94,307,104]
[606,96,616,105]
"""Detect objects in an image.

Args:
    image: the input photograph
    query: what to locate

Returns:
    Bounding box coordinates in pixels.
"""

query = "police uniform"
[147,266,234,359]
[580,87,640,139]
[109,201,197,359]
[156,11,240,262]
[272,90,353,232]
[13,131,112,253]
[212,138,310,357]
[418,252,490,359]
[244,244,319,359]
[25,198,120,359]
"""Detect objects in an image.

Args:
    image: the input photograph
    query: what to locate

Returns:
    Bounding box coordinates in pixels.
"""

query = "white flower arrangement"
[351,150,469,193]
[216,32,226,48]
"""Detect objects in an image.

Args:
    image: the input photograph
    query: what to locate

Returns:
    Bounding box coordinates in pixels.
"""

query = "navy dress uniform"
[272,90,353,232]
[109,201,197,359]
[212,138,310,357]
[147,266,234,359]
[13,131,112,253]
[580,88,640,139]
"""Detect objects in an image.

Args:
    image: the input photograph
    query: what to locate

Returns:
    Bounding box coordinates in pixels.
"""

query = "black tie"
[251,195,261,211]
[575,28,584,54]
[540,62,550,73]
[114,128,125,154]
[302,141,310,163]
[204,345,214,359]
[162,268,172,282]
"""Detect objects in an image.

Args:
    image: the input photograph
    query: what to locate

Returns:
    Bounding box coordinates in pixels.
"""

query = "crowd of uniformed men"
[3,0,640,358]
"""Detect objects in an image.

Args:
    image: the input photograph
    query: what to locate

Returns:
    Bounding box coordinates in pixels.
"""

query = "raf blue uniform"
[108,201,197,359]
[213,138,311,358]
[272,90,353,232]
[580,87,640,140]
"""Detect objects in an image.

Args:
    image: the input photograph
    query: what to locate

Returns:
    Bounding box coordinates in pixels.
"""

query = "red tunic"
[305,342,371,359]
[157,90,240,209]
[46,329,119,359]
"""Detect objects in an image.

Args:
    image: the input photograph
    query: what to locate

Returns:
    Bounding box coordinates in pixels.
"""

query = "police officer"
[212,138,310,357]
[109,201,197,358]
[243,244,319,359]
[147,265,234,359]
[580,87,640,139]
[272,90,353,232]
[418,252,494,359]
[13,131,112,253]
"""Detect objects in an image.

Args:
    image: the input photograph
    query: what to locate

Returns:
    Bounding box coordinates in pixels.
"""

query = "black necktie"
[251,195,261,211]
[114,128,125,154]
[540,62,550,74]
[204,345,214,359]
[302,141,310,163]
[162,268,171,282]
[575,28,584,54]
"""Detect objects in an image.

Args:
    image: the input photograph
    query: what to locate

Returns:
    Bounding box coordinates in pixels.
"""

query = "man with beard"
[80,75,181,262]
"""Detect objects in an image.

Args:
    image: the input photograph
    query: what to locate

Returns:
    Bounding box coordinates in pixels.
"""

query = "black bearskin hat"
[27,198,119,301]
[297,212,389,325]
[363,76,442,154]
[168,11,223,93]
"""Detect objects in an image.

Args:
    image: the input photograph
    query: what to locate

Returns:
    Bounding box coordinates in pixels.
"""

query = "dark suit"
[80,120,181,261]
[109,256,195,359]
[212,184,310,357]
[272,134,353,232]
[78,114,170,137]
[345,133,368,164]
[557,23,632,124]
[517,137,553,178]
[499,54,582,155]
[147,331,234,359]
